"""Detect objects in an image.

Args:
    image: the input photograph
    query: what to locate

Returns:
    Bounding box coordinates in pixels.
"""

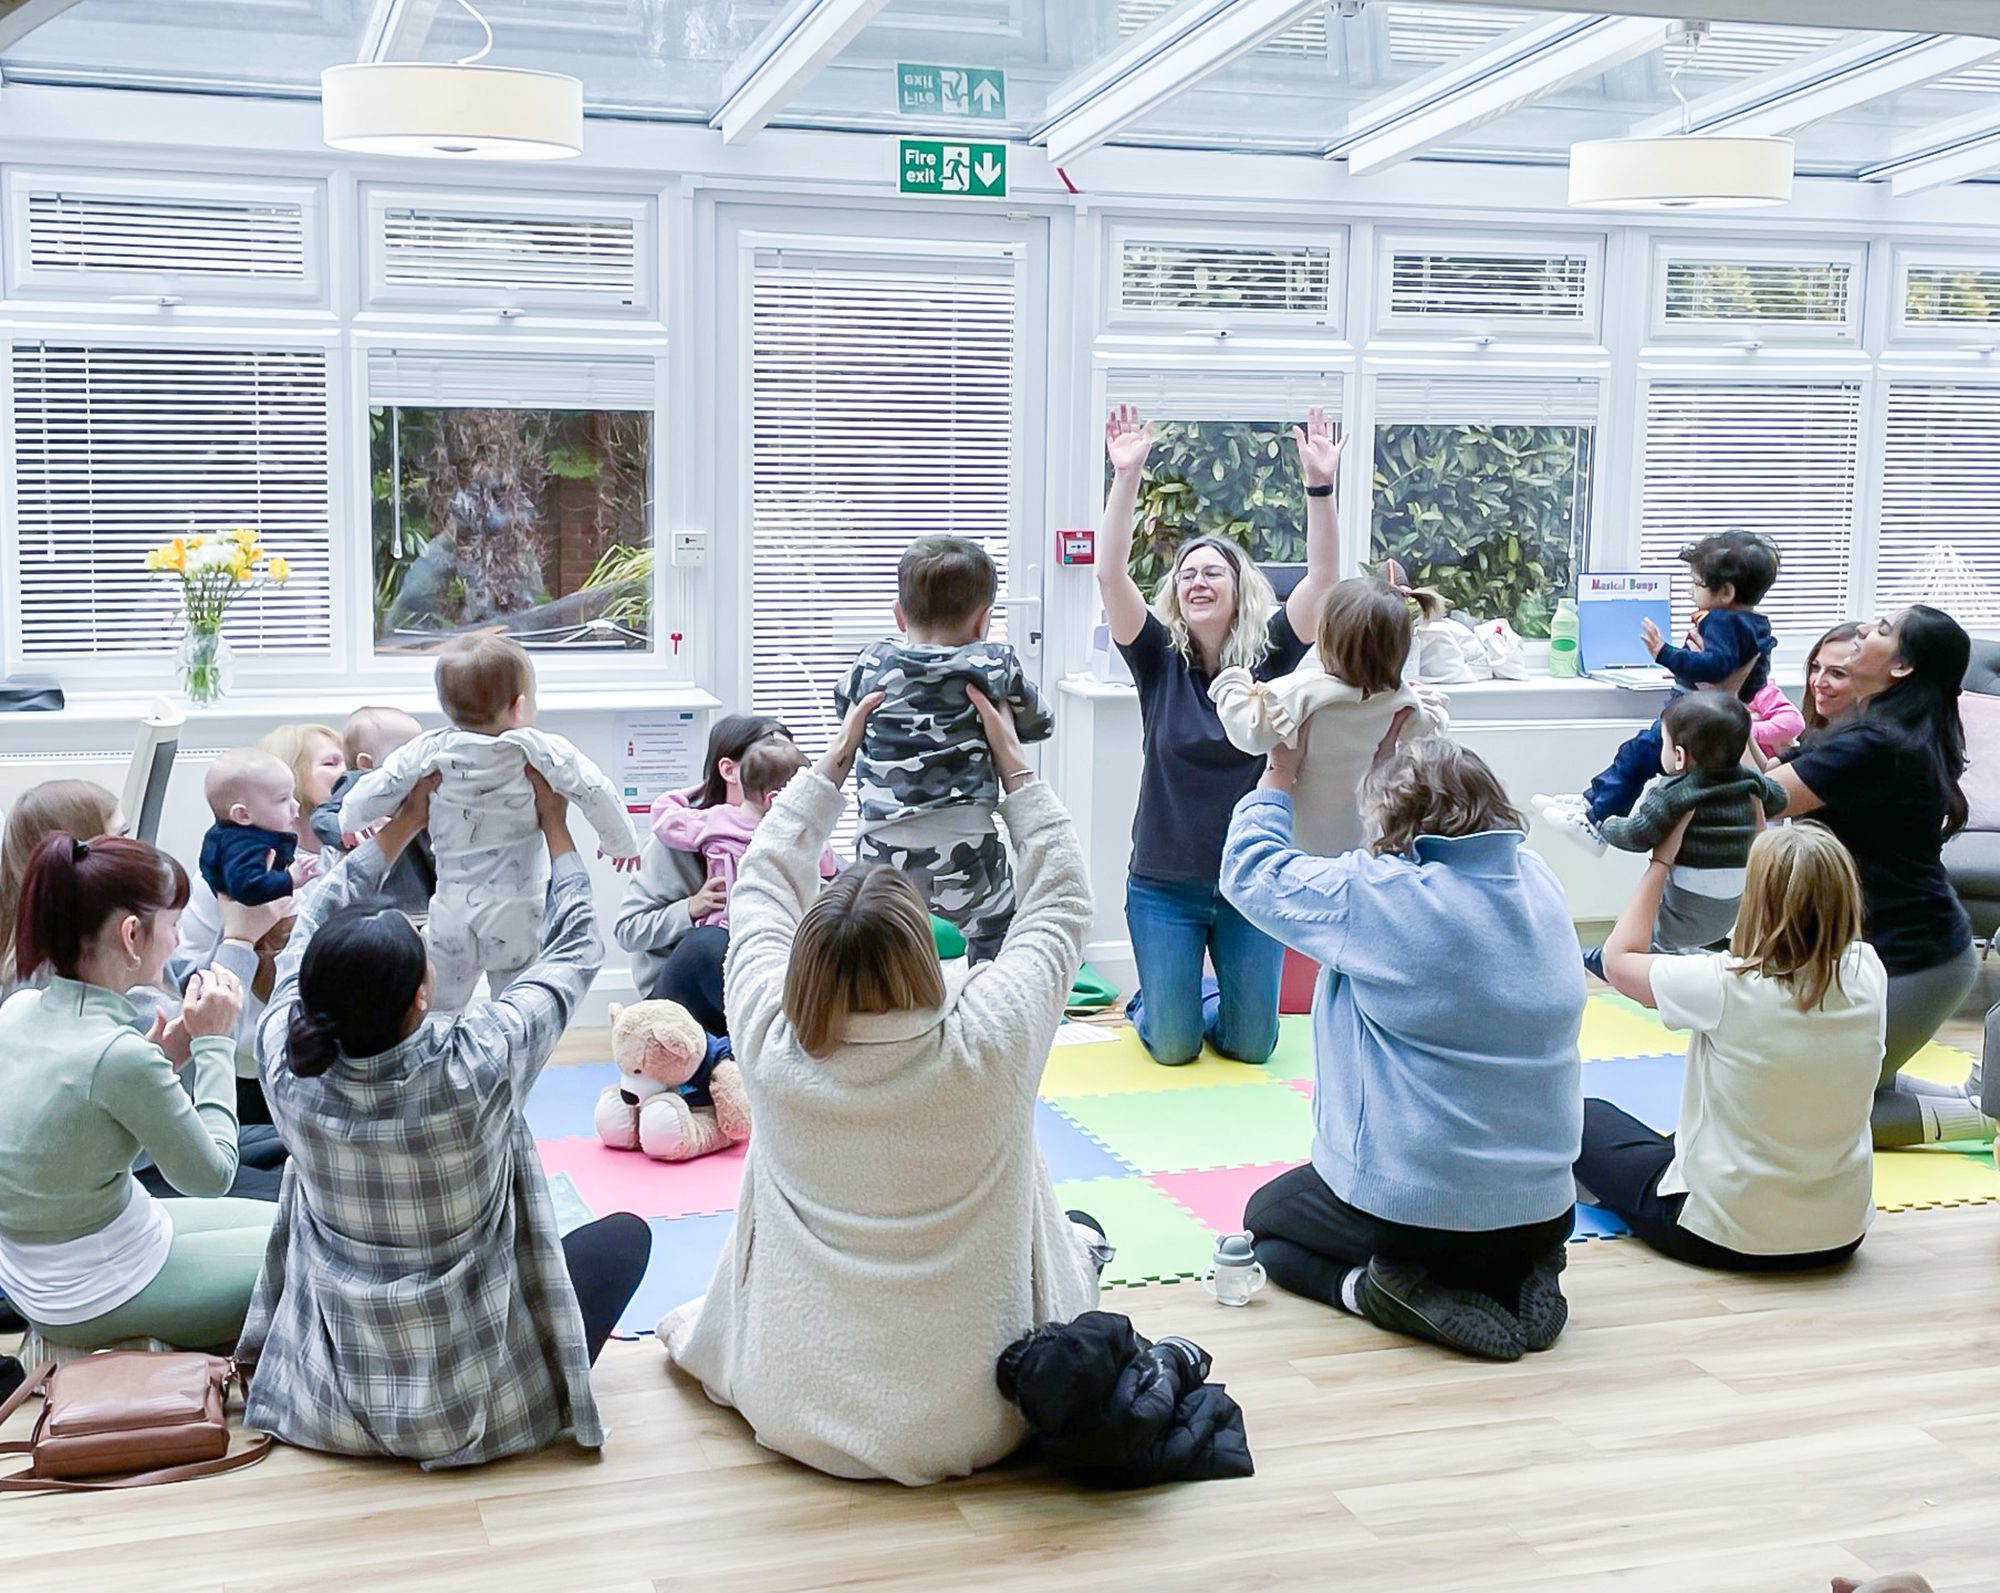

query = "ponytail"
[287,899,427,1076]
[14,832,188,984]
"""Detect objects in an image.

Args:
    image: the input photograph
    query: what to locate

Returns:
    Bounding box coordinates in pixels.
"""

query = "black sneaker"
[1514,1247,1569,1353]
[1360,1258,1525,1361]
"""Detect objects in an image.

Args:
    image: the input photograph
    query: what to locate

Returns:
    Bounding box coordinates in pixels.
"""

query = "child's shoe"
[1533,791,1588,814]
[1536,802,1606,858]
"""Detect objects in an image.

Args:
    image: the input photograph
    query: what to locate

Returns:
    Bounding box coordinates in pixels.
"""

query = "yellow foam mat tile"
[1037,1028,1279,1096]
[1872,1144,2000,1211]
[1900,1040,1977,1090]
[1579,1000,1679,1062]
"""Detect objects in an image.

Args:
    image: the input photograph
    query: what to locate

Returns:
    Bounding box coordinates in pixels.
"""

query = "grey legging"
[1872,942,1981,1148]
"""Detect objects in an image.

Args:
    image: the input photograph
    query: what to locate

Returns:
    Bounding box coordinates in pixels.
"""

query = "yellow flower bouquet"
[143,528,291,706]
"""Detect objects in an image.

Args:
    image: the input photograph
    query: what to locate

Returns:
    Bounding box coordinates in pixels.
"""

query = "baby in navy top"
[1537,530,1780,856]
[199,748,310,906]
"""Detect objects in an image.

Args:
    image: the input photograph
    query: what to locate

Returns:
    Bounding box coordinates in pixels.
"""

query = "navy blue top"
[198,822,297,907]
[1119,608,1310,885]
[1656,608,1774,700]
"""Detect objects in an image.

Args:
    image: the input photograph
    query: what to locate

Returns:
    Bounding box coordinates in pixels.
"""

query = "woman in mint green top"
[0,831,272,1349]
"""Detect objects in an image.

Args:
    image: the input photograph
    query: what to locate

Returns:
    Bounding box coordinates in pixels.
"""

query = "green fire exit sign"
[898,139,1007,199]
[897,63,1005,119]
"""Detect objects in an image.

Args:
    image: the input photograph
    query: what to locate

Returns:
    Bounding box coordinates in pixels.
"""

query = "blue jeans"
[1124,874,1283,1066]
[1584,719,1664,825]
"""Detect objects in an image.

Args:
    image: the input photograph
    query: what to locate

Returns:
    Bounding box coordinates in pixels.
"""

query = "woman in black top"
[1094,404,1346,1066]
[1769,605,1988,1146]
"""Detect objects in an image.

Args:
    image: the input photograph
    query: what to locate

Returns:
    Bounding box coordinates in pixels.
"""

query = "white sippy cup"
[1203,1233,1267,1307]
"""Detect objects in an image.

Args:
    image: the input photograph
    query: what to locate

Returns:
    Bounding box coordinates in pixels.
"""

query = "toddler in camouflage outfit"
[836,536,1054,962]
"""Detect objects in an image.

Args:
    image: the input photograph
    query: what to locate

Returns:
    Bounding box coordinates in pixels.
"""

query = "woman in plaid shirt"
[237,769,650,1468]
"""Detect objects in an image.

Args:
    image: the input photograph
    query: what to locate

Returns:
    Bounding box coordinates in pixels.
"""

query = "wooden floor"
[5,1202,1999,1592]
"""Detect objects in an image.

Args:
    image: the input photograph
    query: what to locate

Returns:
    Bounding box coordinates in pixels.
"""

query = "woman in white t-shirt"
[1579,818,1885,1271]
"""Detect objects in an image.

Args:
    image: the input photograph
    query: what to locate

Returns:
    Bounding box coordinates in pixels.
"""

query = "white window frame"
[1889,245,2000,345]
[1647,237,1867,345]
[0,323,347,685]
[3,168,326,308]
[346,329,670,689]
[1372,228,1604,342]
[360,186,659,319]
[1104,220,1347,334]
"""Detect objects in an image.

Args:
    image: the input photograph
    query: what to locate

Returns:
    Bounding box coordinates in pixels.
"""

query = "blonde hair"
[1151,538,1279,673]
[259,723,341,806]
[781,865,946,1057]
[0,779,120,986]
[1730,823,1864,1012]
[1362,738,1523,857]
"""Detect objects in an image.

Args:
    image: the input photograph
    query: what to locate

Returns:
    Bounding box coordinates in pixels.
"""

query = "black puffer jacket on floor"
[995,1311,1254,1489]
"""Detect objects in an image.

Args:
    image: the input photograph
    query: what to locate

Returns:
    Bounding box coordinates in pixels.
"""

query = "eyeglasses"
[1177,564,1232,585]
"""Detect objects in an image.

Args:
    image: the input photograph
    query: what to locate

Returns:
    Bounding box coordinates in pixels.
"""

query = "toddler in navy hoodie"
[199,748,311,906]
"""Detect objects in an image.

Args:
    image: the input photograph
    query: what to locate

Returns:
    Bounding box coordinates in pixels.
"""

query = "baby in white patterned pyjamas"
[340,633,641,1012]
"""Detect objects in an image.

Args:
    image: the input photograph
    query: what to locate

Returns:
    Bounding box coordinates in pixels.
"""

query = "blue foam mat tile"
[614,1212,736,1339]
[1035,1099,1138,1182]
[1570,1203,1632,1241]
[1581,1052,1686,1135]
[525,1060,620,1140]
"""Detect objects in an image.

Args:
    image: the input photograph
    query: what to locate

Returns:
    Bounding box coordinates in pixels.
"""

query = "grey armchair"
[1944,639,2000,944]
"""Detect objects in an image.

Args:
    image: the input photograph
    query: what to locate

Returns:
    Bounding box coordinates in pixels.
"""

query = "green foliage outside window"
[1115,417,1591,638]
[1663,261,1850,323]
[1905,267,2000,325]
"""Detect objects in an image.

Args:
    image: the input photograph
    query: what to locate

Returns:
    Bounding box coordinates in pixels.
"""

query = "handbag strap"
[0,1362,53,1434]
[0,1434,273,1495]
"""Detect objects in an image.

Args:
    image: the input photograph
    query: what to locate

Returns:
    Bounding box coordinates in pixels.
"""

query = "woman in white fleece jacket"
[661,689,1103,1486]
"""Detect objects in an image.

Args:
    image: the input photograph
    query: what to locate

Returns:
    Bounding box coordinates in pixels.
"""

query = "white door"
[713,204,1050,805]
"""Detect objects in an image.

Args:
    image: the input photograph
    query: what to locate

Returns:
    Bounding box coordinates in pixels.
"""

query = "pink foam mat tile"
[535,1135,747,1220]
[1147,1162,1297,1235]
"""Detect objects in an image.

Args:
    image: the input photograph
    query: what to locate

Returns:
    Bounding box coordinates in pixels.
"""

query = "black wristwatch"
[1305,483,1335,498]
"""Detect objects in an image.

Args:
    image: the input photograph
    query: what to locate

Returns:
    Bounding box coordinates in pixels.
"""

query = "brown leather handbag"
[0,1352,272,1494]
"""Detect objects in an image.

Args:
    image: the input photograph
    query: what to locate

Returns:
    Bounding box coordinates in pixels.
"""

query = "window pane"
[1116,419,1308,594]
[1371,422,1592,639]
[1660,259,1852,324]
[369,406,652,653]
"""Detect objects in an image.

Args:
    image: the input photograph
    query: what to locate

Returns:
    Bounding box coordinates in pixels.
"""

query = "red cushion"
[1279,947,1319,1015]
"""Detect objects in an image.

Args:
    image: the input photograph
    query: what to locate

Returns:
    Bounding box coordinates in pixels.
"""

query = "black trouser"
[1575,1099,1862,1274]
[647,926,731,1036]
[1245,1163,1572,1310]
[137,1123,289,1202]
[561,1211,652,1364]
[237,1073,275,1128]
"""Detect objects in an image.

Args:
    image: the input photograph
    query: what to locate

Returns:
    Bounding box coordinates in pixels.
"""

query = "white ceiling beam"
[1426,2,2000,40]
[1331,14,1681,177]
[357,0,443,63]
[1034,0,1332,168]
[1861,104,2000,196]
[0,0,84,53]
[1635,34,2000,139]
[710,0,893,145]
[1631,32,1914,136]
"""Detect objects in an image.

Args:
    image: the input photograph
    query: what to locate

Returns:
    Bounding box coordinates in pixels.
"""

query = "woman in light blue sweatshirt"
[1220,735,1585,1361]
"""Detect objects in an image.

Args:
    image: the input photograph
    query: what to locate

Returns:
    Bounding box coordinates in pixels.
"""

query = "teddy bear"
[592,999,751,1163]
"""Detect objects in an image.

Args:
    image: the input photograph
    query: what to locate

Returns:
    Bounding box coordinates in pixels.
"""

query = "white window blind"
[1117,237,1336,319]
[1372,372,1600,427]
[1382,241,1594,325]
[1660,256,1854,327]
[1104,367,1343,421]
[1903,264,2000,326]
[1638,382,1861,636]
[749,256,1015,772]
[1878,384,2000,624]
[10,343,333,658]
[1118,0,1327,56]
[1680,23,1831,79]
[366,350,656,409]
[377,206,640,301]
[1382,5,1536,64]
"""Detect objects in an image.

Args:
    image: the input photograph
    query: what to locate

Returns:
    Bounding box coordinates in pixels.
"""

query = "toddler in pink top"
[651,737,838,930]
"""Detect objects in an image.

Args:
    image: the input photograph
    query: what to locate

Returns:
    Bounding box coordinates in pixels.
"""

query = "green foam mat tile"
[1048,1081,1314,1176]
[1260,1015,1317,1083]
[1054,1175,1221,1286]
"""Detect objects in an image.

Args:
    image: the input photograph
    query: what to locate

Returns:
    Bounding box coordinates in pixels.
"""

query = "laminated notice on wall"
[617,711,702,815]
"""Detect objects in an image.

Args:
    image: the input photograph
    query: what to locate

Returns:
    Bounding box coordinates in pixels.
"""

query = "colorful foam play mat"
[529,990,1999,1337]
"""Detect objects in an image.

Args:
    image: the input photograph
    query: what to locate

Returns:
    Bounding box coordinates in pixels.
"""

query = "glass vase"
[178,622,232,707]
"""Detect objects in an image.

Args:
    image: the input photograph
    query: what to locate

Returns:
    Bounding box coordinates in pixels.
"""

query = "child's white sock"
[1916,1095,1996,1144]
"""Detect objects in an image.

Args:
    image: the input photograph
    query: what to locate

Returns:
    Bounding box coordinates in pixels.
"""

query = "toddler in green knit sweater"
[1583,691,1786,976]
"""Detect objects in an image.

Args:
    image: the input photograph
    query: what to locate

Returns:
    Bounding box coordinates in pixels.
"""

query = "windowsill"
[10,679,719,730]
[1059,669,1676,723]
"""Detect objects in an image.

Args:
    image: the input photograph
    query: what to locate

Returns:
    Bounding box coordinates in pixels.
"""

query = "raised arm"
[726,695,881,1059]
[1598,785,1680,854]
[1285,407,1347,640]
[1096,406,1154,647]
[1218,791,1357,971]
[457,769,603,1097]
[1005,654,1056,746]
[957,690,1092,1074]
[511,731,641,862]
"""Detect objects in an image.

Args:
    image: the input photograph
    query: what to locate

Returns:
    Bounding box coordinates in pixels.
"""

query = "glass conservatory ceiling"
[8,0,2000,187]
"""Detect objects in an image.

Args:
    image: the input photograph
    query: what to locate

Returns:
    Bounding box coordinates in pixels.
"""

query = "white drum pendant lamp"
[1568,21,1791,211]
[1569,134,1793,210]
[321,0,582,161]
